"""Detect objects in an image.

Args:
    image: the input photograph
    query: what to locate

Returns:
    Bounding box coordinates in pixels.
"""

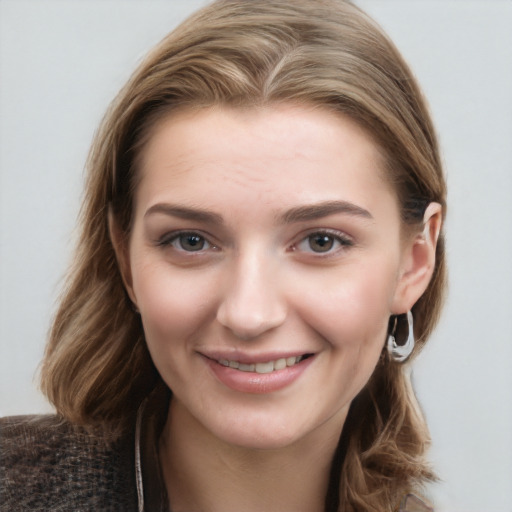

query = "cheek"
[307,263,396,402]
[131,260,218,347]
[293,260,397,352]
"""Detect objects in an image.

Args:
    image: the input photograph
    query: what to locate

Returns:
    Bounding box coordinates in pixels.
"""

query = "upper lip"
[198,350,315,365]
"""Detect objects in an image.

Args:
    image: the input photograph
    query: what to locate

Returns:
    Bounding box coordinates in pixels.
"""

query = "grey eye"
[177,233,207,251]
[307,234,335,253]
[294,231,353,255]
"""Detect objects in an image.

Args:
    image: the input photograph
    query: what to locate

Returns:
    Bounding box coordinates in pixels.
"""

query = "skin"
[112,104,441,512]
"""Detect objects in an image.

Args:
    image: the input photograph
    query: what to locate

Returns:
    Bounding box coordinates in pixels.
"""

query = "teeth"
[218,355,306,373]
[255,361,274,374]
[274,358,287,370]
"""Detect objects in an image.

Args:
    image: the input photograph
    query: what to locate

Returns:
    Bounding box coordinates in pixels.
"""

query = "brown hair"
[41,1,446,509]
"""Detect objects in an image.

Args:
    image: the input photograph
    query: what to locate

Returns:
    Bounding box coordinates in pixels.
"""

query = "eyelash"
[156,231,217,253]
[291,230,354,256]
[156,229,354,256]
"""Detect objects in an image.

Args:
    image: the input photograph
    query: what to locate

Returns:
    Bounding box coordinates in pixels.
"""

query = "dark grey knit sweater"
[0,386,170,512]
[0,414,137,511]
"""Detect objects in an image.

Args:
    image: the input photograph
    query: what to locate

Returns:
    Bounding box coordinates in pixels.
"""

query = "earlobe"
[108,209,137,306]
[392,202,442,313]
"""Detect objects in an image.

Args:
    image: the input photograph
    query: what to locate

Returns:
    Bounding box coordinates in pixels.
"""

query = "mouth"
[203,352,316,394]
[215,354,313,374]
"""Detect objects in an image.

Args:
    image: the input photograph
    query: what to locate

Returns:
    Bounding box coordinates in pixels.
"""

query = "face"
[120,104,423,450]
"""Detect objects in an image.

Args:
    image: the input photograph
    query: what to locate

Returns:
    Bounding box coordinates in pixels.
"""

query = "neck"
[159,399,346,512]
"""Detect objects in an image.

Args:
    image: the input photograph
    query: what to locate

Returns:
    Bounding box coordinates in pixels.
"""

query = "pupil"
[309,234,333,252]
[180,234,204,251]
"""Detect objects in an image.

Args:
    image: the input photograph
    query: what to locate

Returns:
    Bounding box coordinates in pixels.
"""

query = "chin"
[202,406,326,451]
[217,425,305,451]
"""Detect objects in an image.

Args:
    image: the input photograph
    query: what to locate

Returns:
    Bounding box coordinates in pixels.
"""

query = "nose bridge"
[216,247,286,339]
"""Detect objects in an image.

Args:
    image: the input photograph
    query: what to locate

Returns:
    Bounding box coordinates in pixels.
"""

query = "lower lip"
[204,356,314,394]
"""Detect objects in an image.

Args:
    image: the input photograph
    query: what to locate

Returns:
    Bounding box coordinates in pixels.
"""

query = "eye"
[294,231,353,254]
[160,231,213,252]
[306,233,335,253]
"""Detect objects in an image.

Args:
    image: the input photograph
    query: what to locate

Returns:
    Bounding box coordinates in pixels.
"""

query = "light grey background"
[1,1,511,510]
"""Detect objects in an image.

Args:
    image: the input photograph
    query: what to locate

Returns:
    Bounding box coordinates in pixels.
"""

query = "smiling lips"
[205,353,314,394]
[217,355,305,374]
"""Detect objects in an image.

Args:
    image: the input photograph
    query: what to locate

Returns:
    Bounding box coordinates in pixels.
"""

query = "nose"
[216,252,287,340]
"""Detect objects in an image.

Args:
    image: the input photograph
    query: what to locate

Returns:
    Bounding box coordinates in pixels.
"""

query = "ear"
[108,209,138,307]
[391,202,443,314]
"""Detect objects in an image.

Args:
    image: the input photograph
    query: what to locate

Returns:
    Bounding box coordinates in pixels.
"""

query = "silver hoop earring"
[387,311,415,363]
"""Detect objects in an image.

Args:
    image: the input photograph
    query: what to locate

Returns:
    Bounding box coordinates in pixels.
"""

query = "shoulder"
[0,414,138,511]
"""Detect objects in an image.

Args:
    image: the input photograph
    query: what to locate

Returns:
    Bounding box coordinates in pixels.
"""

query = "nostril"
[216,300,287,340]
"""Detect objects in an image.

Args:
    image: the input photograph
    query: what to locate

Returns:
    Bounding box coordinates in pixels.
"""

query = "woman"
[0,0,446,511]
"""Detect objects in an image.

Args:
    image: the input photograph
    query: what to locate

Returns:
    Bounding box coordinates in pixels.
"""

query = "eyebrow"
[144,204,224,224]
[144,200,373,225]
[280,200,373,223]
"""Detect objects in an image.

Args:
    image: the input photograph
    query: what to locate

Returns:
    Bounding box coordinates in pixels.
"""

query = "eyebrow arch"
[280,200,373,223]
[144,203,224,224]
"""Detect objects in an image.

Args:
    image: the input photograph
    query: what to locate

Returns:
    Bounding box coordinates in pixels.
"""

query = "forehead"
[135,104,396,217]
